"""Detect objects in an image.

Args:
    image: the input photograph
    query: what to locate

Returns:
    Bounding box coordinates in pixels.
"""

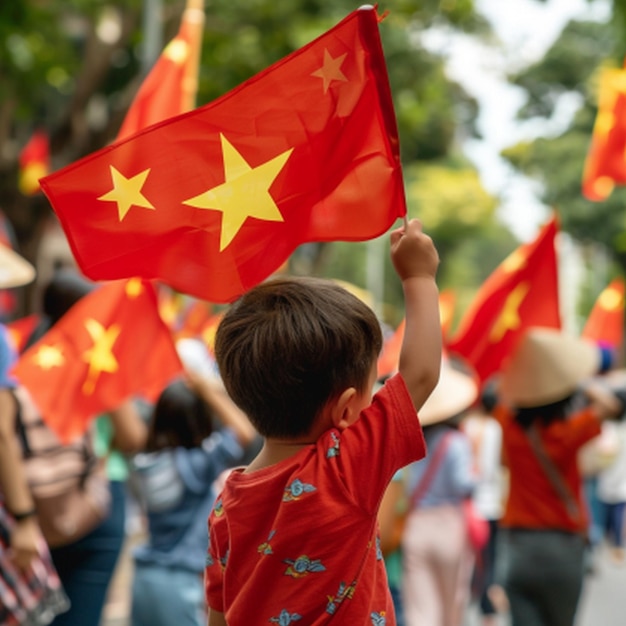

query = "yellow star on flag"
[599,286,624,311]
[125,278,144,298]
[183,134,293,251]
[500,249,527,274]
[163,37,189,65]
[490,282,530,342]
[33,344,65,370]
[98,166,155,221]
[311,49,348,94]
[81,319,121,395]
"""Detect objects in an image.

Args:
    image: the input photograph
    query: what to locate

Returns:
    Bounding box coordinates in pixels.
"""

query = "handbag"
[463,498,490,552]
[13,386,111,548]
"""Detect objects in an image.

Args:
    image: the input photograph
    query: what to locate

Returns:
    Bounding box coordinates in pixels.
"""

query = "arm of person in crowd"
[584,381,624,422]
[0,387,41,569]
[390,218,441,412]
[108,398,149,454]
[187,369,257,447]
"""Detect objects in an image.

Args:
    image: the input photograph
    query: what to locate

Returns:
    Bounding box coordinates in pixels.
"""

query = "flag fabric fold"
[447,216,562,383]
[40,7,405,303]
[11,279,183,443]
[582,277,625,349]
[582,64,626,202]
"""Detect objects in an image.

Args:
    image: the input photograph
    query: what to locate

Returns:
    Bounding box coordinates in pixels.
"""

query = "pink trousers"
[401,503,474,626]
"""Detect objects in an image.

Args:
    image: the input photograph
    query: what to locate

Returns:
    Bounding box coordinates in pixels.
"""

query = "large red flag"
[582,277,625,349]
[40,7,405,303]
[11,278,183,443]
[447,216,561,383]
[116,0,204,140]
[582,64,626,201]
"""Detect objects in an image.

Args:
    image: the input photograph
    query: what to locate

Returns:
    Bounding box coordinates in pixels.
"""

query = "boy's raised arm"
[390,219,441,412]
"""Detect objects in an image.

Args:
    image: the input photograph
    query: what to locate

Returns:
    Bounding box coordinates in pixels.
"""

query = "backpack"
[13,385,111,548]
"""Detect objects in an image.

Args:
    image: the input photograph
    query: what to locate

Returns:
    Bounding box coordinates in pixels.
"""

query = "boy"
[205,219,441,625]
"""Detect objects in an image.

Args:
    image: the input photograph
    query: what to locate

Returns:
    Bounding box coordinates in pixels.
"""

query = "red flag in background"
[447,216,561,383]
[12,279,183,443]
[582,64,626,201]
[18,131,50,196]
[439,288,456,342]
[582,277,625,349]
[377,291,457,379]
[176,298,213,340]
[40,7,405,303]
[6,314,41,354]
[116,0,204,140]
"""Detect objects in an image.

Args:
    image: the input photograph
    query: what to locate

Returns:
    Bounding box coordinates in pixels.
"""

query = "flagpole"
[181,0,205,113]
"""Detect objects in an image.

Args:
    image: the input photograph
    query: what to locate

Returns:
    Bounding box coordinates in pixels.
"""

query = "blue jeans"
[131,562,205,626]
[50,480,126,626]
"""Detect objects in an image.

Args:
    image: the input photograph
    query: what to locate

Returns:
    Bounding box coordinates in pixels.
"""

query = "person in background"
[399,357,479,626]
[130,371,255,626]
[205,219,441,625]
[462,403,505,626]
[491,328,625,626]
[20,268,147,626]
[0,246,69,624]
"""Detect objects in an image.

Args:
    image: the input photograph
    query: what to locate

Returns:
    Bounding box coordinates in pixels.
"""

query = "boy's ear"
[330,387,360,430]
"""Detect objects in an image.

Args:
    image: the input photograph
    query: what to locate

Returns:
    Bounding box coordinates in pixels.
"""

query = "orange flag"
[40,7,405,303]
[18,130,50,196]
[116,0,204,140]
[582,277,625,349]
[6,314,41,354]
[12,279,183,443]
[439,288,456,342]
[377,291,456,379]
[447,215,561,383]
[582,63,626,201]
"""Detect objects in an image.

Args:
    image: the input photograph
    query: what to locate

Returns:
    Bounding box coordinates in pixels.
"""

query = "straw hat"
[0,243,36,289]
[499,328,600,408]
[419,358,479,426]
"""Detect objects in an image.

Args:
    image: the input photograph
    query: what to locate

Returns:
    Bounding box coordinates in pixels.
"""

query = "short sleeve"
[0,325,17,388]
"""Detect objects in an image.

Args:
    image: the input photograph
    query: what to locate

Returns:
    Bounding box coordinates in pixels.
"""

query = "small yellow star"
[311,49,348,94]
[98,166,155,221]
[599,286,624,311]
[500,249,527,274]
[32,344,65,370]
[163,37,189,65]
[125,278,144,299]
[183,134,293,251]
[490,282,529,342]
[81,319,121,395]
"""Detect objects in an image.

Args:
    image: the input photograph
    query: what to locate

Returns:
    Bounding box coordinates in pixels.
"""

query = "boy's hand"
[390,219,439,281]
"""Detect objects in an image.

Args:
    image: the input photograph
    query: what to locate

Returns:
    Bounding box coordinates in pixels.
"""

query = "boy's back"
[205,374,425,624]
[205,219,441,625]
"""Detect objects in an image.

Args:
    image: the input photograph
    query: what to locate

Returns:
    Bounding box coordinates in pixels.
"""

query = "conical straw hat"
[499,328,600,408]
[0,243,35,289]
[419,358,479,426]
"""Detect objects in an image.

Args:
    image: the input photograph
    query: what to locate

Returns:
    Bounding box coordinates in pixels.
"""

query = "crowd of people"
[1,219,626,626]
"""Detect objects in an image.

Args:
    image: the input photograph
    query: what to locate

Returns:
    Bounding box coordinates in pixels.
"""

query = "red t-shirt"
[493,404,601,533]
[205,374,425,625]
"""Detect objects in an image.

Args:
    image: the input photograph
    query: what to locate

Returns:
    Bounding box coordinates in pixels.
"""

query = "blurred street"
[100,535,626,626]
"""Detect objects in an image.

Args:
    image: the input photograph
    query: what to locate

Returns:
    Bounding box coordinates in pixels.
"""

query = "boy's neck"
[244,438,315,473]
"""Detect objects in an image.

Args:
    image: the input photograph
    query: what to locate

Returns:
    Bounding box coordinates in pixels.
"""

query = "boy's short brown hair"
[215,276,383,439]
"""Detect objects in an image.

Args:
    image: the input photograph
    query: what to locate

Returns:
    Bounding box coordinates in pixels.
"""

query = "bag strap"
[409,430,454,509]
[11,388,32,457]
[525,422,582,525]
